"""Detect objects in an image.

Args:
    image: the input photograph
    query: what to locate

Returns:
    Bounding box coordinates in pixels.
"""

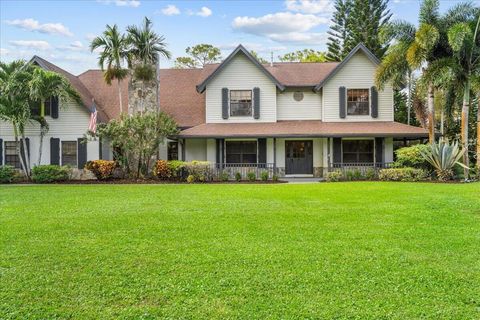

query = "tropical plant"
[278,49,327,62]
[29,68,81,165]
[90,111,178,179]
[174,44,221,68]
[420,139,468,181]
[90,24,129,114]
[31,165,70,183]
[126,17,171,112]
[250,51,268,64]
[0,60,34,178]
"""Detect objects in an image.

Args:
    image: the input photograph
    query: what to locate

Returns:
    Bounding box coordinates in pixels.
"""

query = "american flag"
[88,100,97,133]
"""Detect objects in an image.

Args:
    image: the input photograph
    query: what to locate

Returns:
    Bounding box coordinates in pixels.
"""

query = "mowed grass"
[0,182,479,319]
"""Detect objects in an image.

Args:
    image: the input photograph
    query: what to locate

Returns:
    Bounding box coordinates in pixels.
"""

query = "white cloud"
[97,0,140,8]
[285,0,333,14]
[0,48,10,57]
[232,12,328,44]
[187,6,212,17]
[161,4,180,16]
[5,18,73,37]
[57,41,86,51]
[197,6,212,17]
[85,33,96,41]
[9,40,51,50]
[233,12,328,34]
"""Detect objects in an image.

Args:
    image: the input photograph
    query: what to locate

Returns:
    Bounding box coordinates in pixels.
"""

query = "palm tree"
[375,20,417,125]
[29,68,81,165]
[126,17,171,113]
[90,24,129,115]
[0,60,34,178]
[446,15,480,178]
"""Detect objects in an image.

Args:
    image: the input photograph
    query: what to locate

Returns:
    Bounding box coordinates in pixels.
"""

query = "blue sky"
[0,0,476,74]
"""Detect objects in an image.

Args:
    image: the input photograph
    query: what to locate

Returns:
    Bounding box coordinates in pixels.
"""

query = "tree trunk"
[407,71,412,126]
[461,83,470,179]
[156,55,160,113]
[440,107,444,136]
[13,123,29,179]
[476,97,480,170]
[21,131,31,178]
[117,79,123,115]
[37,100,45,165]
[427,83,435,144]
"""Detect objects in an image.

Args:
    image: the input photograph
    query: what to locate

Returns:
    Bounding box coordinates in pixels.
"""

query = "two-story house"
[0,44,428,177]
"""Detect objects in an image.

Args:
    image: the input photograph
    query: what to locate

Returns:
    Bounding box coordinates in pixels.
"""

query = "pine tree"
[326,0,392,61]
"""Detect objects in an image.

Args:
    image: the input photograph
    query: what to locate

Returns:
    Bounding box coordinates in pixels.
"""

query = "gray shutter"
[371,86,378,118]
[51,96,59,119]
[258,138,266,163]
[50,138,60,165]
[222,88,229,119]
[0,139,3,166]
[375,137,384,165]
[333,138,342,164]
[77,138,87,169]
[339,86,346,118]
[253,87,260,119]
[216,139,222,164]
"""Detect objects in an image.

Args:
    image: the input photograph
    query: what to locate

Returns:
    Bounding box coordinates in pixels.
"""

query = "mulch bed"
[8,179,287,185]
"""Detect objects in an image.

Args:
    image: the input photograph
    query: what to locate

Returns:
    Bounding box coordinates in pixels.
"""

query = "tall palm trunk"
[427,82,435,143]
[476,97,480,170]
[117,78,123,115]
[461,82,470,179]
[13,123,28,179]
[407,71,412,126]
[37,100,46,165]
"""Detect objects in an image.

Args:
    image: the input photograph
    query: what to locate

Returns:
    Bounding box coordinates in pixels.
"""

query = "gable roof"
[196,44,286,93]
[30,56,108,122]
[314,43,380,91]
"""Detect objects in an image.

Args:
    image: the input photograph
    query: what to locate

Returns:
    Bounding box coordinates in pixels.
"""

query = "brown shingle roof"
[177,121,429,138]
[31,56,108,122]
[264,62,339,86]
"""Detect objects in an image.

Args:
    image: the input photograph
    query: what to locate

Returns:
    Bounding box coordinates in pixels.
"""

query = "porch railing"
[328,162,394,174]
[213,163,276,179]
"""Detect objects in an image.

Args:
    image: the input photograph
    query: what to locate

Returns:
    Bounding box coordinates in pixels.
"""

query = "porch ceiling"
[176,121,429,139]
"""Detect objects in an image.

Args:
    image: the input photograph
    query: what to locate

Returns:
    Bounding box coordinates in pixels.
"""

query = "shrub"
[326,171,343,182]
[345,169,363,181]
[394,144,431,170]
[168,160,185,179]
[365,168,377,180]
[378,167,428,182]
[260,171,269,181]
[235,172,242,182]
[247,171,256,182]
[186,174,195,183]
[272,174,279,182]
[184,161,212,182]
[31,165,70,183]
[419,139,468,181]
[220,172,229,182]
[0,166,16,184]
[85,160,116,180]
[153,160,170,179]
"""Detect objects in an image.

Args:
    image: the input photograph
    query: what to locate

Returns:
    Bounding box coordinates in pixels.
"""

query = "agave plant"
[420,139,469,181]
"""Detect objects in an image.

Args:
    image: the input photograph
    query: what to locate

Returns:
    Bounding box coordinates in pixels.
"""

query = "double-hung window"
[230,90,252,117]
[4,141,21,169]
[225,141,257,164]
[61,141,77,166]
[342,140,374,163]
[167,141,179,160]
[347,89,369,116]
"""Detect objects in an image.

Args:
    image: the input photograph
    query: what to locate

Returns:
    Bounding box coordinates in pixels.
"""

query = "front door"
[285,140,313,175]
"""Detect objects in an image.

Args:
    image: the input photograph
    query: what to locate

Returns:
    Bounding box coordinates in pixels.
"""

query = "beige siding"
[277,90,322,120]
[185,139,207,161]
[323,51,394,122]
[384,137,393,163]
[205,54,277,123]
[0,99,99,166]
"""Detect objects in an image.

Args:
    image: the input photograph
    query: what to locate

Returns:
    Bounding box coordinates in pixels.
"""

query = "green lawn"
[1,182,479,319]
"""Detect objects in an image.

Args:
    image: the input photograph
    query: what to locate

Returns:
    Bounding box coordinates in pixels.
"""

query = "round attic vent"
[293,91,304,102]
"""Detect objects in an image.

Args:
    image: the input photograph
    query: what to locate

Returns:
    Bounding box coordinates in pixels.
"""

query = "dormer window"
[230,90,252,117]
[347,89,369,116]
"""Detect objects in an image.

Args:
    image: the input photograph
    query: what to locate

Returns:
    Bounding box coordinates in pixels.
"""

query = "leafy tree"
[90,24,129,114]
[126,17,171,112]
[90,112,178,178]
[174,44,221,68]
[0,60,34,178]
[250,50,268,64]
[326,0,392,61]
[29,68,81,165]
[278,49,327,62]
